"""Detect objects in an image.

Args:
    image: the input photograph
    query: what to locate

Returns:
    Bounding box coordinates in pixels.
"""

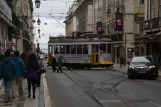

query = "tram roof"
[48,34,112,43]
[48,37,112,43]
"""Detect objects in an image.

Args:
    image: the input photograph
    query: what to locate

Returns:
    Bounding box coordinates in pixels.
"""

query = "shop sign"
[6,41,15,47]
[0,0,12,21]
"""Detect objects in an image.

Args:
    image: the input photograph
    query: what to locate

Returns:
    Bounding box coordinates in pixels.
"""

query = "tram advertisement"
[55,55,90,64]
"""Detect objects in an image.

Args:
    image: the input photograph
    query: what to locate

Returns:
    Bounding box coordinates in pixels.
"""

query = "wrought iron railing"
[144,17,161,30]
[23,30,30,41]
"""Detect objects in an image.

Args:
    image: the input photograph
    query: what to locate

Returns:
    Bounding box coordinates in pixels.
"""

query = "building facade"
[143,0,161,62]
[93,0,145,63]
[64,1,78,37]
[75,0,93,32]
[15,0,33,53]
[0,0,15,53]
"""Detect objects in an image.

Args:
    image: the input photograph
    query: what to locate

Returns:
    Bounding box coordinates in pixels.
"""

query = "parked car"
[128,56,158,79]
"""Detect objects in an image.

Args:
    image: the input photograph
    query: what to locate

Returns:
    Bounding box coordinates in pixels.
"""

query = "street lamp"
[35,0,41,8]
[38,29,40,34]
[37,18,41,25]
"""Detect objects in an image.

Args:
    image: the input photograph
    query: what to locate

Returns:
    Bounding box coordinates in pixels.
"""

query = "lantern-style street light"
[35,0,41,8]
[38,29,40,34]
[37,18,41,25]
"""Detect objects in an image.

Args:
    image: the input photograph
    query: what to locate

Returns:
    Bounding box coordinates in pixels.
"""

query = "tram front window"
[66,45,70,54]
[83,45,88,54]
[71,45,76,54]
[107,44,111,53]
[54,45,59,54]
[60,45,65,54]
[100,43,106,53]
[77,45,82,54]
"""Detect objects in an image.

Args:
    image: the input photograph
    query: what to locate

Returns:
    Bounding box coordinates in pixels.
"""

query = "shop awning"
[0,12,16,29]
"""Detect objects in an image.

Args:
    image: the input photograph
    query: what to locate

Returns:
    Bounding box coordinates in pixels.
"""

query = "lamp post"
[38,29,40,34]
[35,0,41,8]
[37,18,41,25]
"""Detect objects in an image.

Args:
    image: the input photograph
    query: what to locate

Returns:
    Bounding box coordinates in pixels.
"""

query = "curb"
[43,74,52,107]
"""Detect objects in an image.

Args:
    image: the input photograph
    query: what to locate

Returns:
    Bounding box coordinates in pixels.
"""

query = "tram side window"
[54,45,59,54]
[60,45,65,54]
[71,45,76,54]
[66,45,70,54]
[83,45,88,54]
[77,45,82,54]
[107,44,111,53]
[100,43,106,53]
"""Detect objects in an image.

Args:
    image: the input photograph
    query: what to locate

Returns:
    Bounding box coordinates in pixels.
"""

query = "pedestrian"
[12,51,25,98]
[36,54,43,87]
[0,53,4,80]
[26,53,40,99]
[2,50,17,103]
[51,55,57,72]
[21,53,27,64]
[57,56,63,73]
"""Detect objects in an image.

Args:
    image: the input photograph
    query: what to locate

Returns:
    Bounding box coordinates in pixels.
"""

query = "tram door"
[91,44,100,65]
[48,45,52,65]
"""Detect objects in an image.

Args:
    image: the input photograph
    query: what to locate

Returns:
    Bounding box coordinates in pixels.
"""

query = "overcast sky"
[32,0,74,52]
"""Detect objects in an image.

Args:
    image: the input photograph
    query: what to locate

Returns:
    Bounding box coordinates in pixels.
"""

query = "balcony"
[144,17,161,30]
[12,12,20,29]
[23,30,30,42]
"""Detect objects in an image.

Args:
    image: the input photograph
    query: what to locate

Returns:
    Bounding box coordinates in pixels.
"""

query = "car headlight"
[129,66,135,69]
[149,66,155,69]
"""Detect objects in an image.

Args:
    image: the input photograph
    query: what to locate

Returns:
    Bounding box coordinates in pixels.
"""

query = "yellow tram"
[48,36,113,69]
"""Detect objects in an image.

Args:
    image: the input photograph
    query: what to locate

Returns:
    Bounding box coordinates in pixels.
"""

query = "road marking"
[43,74,53,107]
[99,100,121,103]
[149,101,161,107]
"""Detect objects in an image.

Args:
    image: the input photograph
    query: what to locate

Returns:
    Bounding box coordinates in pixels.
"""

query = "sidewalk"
[112,63,161,77]
[0,74,51,107]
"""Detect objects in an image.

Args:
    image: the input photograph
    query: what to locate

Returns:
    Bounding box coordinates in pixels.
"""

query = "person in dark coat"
[51,55,57,72]
[57,56,63,73]
[26,53,40,99]
[0,53,4,80]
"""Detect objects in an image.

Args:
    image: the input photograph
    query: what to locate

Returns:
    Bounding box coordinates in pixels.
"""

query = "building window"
[159,0,161,17]
[139,0,144,5]
[150,0,154,19]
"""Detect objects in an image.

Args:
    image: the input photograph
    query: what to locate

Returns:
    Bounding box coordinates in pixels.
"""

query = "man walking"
[57,56,63,73]
[51,55,57,72]
[12,51,25,98]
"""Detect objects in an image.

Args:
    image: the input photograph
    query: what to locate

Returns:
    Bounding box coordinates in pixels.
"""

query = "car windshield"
[131,56,153,63]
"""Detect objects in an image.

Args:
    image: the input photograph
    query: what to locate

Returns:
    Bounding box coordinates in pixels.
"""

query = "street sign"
[6,41,15,46]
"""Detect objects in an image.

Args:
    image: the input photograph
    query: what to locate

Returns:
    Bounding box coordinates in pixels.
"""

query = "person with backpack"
[2,50,17,103]
[12,51,25,98]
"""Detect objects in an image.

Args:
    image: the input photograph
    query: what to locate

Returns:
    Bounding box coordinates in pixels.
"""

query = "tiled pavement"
[0,79,28,107]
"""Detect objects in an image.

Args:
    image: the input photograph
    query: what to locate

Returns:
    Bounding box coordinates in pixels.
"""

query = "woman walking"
[26,53,40,99]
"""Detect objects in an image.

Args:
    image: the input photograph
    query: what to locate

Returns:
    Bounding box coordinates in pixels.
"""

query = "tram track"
[62,69,136,107]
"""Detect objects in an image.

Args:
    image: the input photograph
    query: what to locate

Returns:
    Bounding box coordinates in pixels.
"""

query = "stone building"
[93,0,145,63]
[143,0,161,62]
